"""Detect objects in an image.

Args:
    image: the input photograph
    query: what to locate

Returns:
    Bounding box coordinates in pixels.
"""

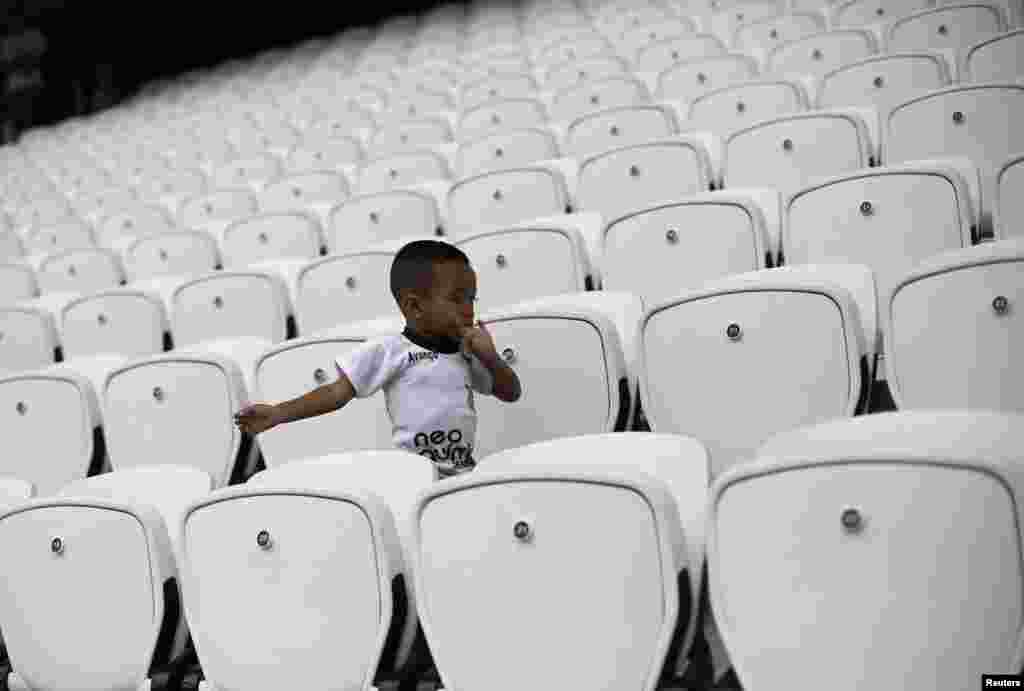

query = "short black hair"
[390,240,470,303]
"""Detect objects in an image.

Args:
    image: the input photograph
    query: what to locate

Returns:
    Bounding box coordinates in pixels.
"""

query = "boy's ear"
[399,291,422,318]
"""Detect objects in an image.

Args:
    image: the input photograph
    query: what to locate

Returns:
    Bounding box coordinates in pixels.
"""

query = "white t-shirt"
[336,329,494,478]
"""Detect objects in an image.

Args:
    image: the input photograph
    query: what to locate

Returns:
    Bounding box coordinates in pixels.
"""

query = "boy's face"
[414,259,477,341]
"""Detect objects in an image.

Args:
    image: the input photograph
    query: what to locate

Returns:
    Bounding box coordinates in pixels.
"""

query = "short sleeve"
[335,339,398,398]
[465,352,494,395]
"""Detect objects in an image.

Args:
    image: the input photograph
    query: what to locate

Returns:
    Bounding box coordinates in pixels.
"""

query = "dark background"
[1,0,457,139]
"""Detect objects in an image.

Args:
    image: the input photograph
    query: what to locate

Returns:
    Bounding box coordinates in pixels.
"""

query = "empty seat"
[381,88,454,123]
[329,190,444,254]
[784,161,978,298]
[0,263,38,304]
[713,410,1024,691]
[0,306,59,374]
[577,138,717,227]
[410,463,688,691]
[211,153,284,193]
[60,288,168,359]
[170,270,292,346]
[103,351,253,486]
[709,2,786,44]
[122,230,221,283]
[817,52,953,118]
[0,368,102,493]
[370,118,453,157]
[307,109,377,141]
[37,247,125,295]
[456,127,561,177]
[552,77,652,123]
[537,35,614,68]
[251,330,399,466]
[474,294,630,457]
[286,135,365,173]
[687,79,810,138]
[447,165,570,235]
[179,189,259,240]
[885,3,1007,65]
[767,29,878,79]
[358,150,451,194]
[294,250,403,334]
[258,171,350,228]
[602,192,771,307]
[964,29,1024,82]
[461,72,538,110]
[0,476,32,511]
[545,55,630,91]
[454,219,594,311]
[566,104,680,159]
[656,53,760,103]
[0,470,198,690]
[458,98,548,141]
[97,204,174,248]
[831,0,930,27]
[22,219,96,258]
[885,84,1024,221]
[220,212,324,268]
[995,153,1024,239]
[884,239,1023,413]
[636,33,728,75]
[179,454,418,691]
[734,12,827,55]
[616,18,700,60]
[234,120,300,159]
[723,110,875,197]
[139,167,208,215]
[639,269,867,476]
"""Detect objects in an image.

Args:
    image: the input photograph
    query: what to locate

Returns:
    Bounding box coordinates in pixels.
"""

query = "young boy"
[234,239,522,478]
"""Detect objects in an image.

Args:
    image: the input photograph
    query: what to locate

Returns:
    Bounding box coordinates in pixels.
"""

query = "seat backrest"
[221,212,323,267]
[687,79,809,138]
[103,352,248,486]
[545,54,629,91]
[995,153,1024,239]
[23,218,96,256]
[0,262,38,304]
[459,98,549,140]
[474,295,630,457]
[963,28,1024,82]
[454,220,593,312]
[294,251,403,334]
[883,239,1023,413]
[123,230,221,282]
[37,247,126,295]
[885,2,1007,64]
[784,161,977,297]
[577,138,716,225]
[0,475,33,511]
[767,29,878,79]
[552,76,652,123]
[816,52,952,119]
[460,72,538,110]
[0,495,176,691]
[832,0,930,27]
[178,480,405,691]
[640,269,867,476]
[711,410,1024,691]
[286,135,364,173]
[61,289,168,359]
[170,270,291,346]
[603,192,770,307]
[258,171,351,222]
[97,204,174,246]
[179,189,258,237]
[447,165,570,234]
[370,117,453,157]
[410,464,686,691]
[734,12,826,55]
[566,104,680,159]
[0,306,59,375]
[329,189,444,254]
[885,84,1024,213]
[358,150,451,194]
[211,152,284,193]
[723,110,874,197]
[456,127,561,177]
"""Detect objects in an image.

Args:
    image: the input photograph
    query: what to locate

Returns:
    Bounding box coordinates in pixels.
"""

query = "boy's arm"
[462,322,522,403]
[235,371,357,434]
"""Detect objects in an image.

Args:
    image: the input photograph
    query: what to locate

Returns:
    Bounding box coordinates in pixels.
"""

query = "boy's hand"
[234,404,281,435]
[460,321,500,367]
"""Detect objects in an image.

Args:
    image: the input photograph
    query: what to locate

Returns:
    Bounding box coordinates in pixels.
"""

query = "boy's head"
[391,240,477,341]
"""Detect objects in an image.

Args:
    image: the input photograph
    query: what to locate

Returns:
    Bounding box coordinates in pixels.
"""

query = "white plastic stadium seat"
[122,230,221,283]
[602,192,771,307]
[220,213,324,268]
[885,3,1007,67]
[566,104,680,160]
[995,153,1024,239]
[358,150,451,194]
[766,29,878,79]
[60,288,169,359]
[883,239,1023,413]
[258,171,350,229]
[170,270,292,346]
[0,305,60,375]
[0,369,103,494]
[0,263,38,304]
[963,29,1024,83]
[178,455,418,691]
[458,98,549,140]
[179,189,259,243]
[456,127,561,178]
[410,464,689,691]
[816,52,953,119]
[0,476,33,511]
[103,351,253,486]
[22,219,96,257]
[831,0,930,27]
[686,80,810,138]
[294,249,403,334]
[447,165,571,235]
[36,247,125,295]
[639,269,868,476]
[711,411,1024,691]
[329,190,444,254]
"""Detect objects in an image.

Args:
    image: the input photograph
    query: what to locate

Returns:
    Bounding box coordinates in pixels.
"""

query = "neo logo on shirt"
[408,351,440,365]
[414,429,474,470]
